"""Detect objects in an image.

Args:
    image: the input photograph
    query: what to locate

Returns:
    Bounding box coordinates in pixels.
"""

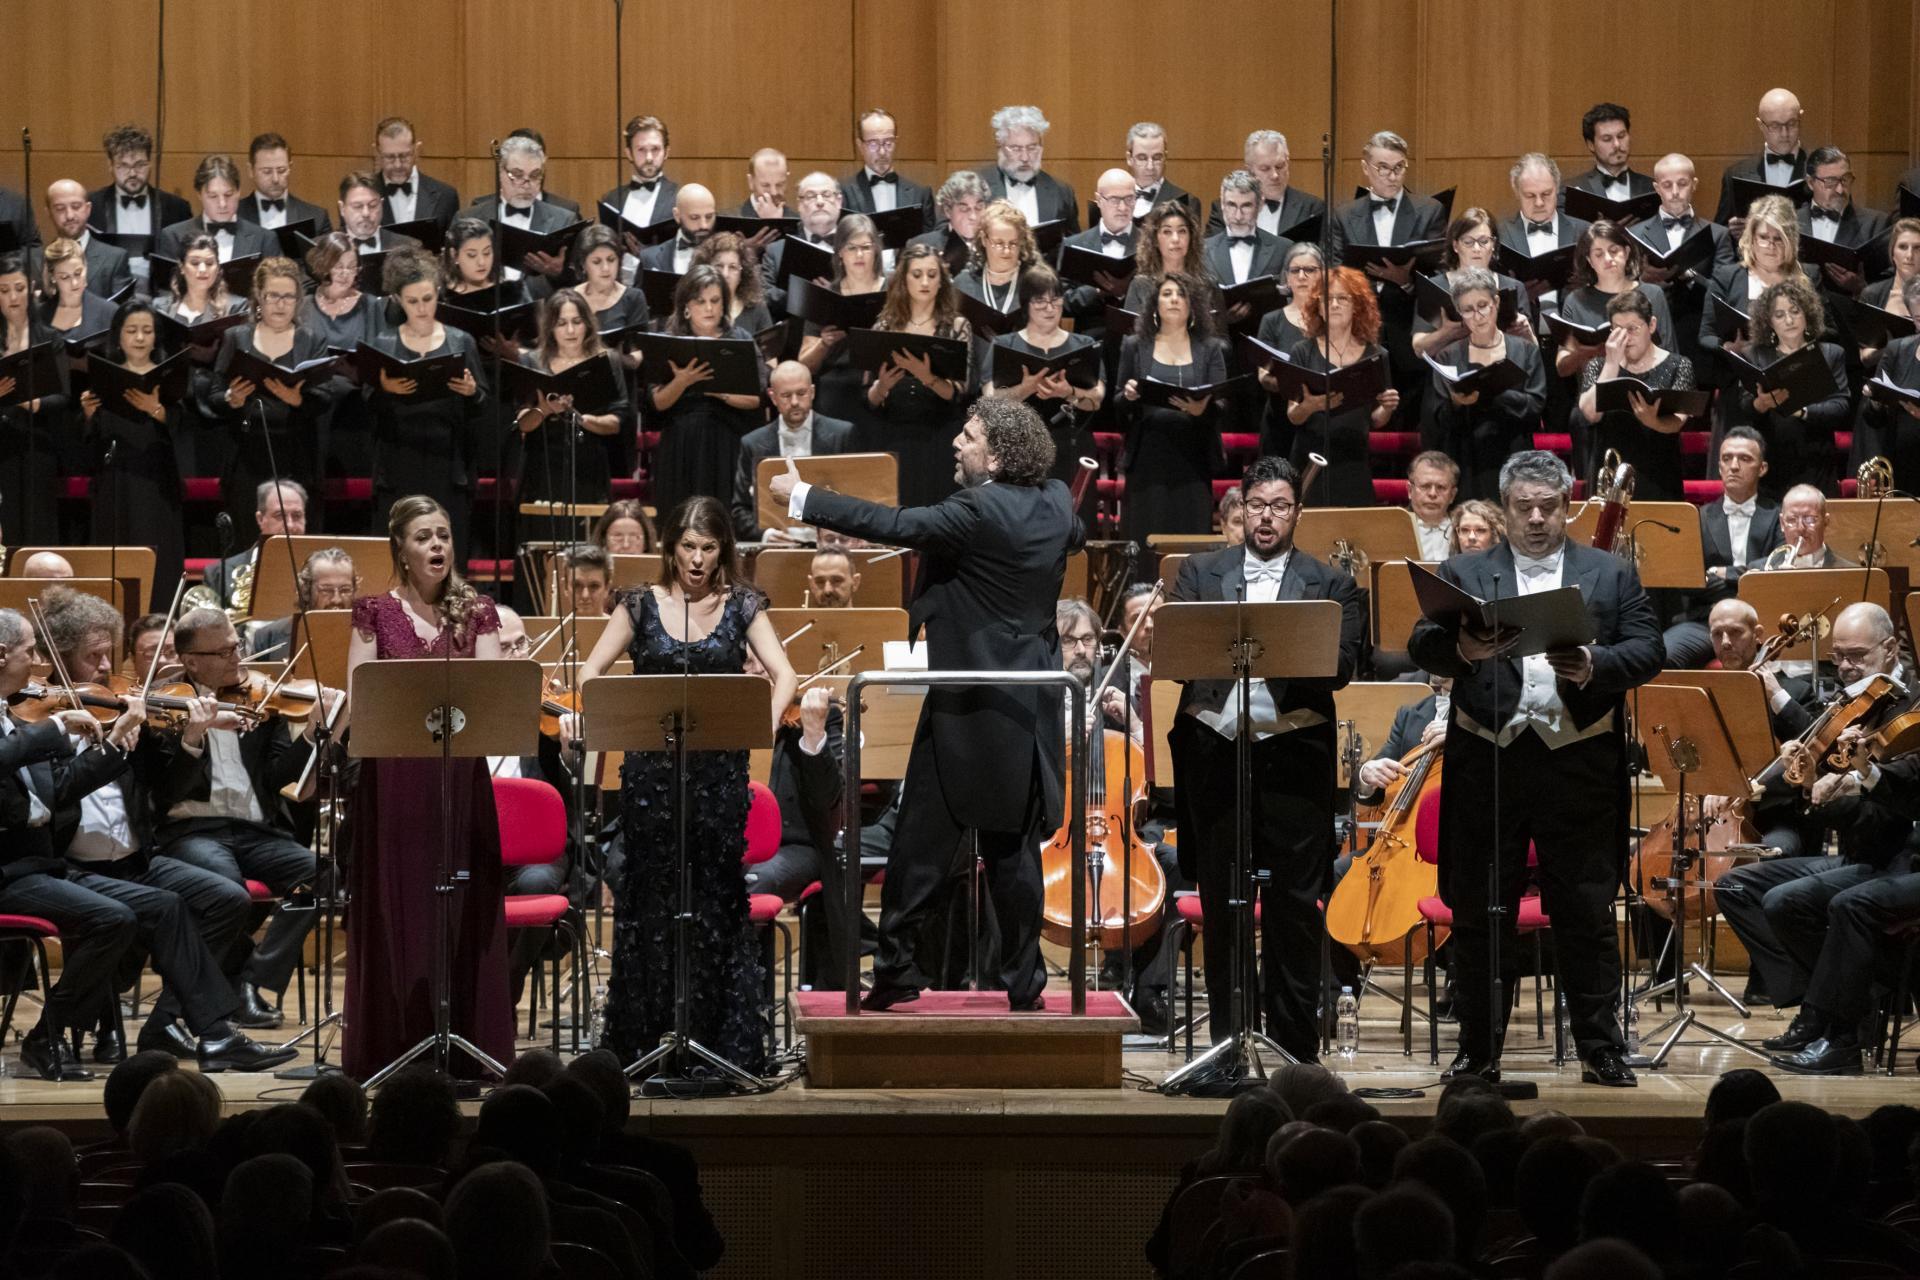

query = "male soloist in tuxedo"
[981,105,1079,235]
[375,116,462,233]
[769,399,1084,1010]
[237,132,331,235]
[840,109,934,221]
[31,181,133,301]
[732,362,853,542]
[1119,122,1197,224]
[1168,455,1365,1062]
[464,136,575,284]
[1631,154,1739,379]
[155,155,278,267]
[1564,103,1654,203]
[1407,451,1661,1088]
[1208,130,1326,241]
[1662,428,1782,667]
[1715,87,1808,231]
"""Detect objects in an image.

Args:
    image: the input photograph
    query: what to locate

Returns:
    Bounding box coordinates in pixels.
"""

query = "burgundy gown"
[344,592,514,1080]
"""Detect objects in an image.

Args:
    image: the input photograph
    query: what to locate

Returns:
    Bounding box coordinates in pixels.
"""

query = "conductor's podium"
[791,989,1139,1089]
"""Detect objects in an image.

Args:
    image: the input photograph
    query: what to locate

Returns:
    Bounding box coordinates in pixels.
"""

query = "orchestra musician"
[248,546,358,662]
[1660,428,1784,668]
[732,361,853,543]
[1753,484,1852,572]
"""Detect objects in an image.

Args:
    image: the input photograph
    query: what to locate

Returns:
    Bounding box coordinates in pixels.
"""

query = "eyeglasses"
[1286,264,1322,277]
[1831,643,1887,664]
[1002,143,1043,158]
[1061,634,1099,651]
[1325,293,1355,306]
[1808,172,1853,188]
[798,191,840,205]
[1244,499,1298,517]
[861,138,897,152]
[1366,159,1409,177]
[262,291,299,304]
[503,168,544,186]
[1457,235,1495,249]
[184,644,241,659]
[1097,192,1138,205]
[1759,119,1801,135]
[500,638,532,656]
[1780,513,1824,528]
[112,158,151,175]
[1458,298,1496,317]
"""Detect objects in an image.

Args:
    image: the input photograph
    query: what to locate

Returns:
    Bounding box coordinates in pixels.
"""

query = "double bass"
[1039,717,1167,951]
[1325,737,1446,964]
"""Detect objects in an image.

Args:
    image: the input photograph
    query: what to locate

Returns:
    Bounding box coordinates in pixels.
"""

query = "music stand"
[7,547,154,623]
[1369,560,1437,654]
[765,607,907,674]
[1739,568,1889,670]
[1295,507,1420,567]
[1151,599,1342,1092]
[1827,499,1920,571]
[581,674,773,1095]
[250,536,391,619]
[1630,683,1772,1068]
[351,658,543,1084]
[753,548,905,608]
[754,452,898,539]
[1567,502,1705,587]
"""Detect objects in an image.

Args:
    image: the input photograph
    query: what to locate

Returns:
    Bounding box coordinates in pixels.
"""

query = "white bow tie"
[1243,555,1287,585]
[1725,499,1755,518]
[1514,555,1557,580]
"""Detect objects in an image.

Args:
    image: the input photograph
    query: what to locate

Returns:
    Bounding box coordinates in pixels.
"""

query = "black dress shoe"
[859,986,920,1012]
[136,1020,198,1059]
[1442,1049,1500,1083]
[1010,994,1046,1012]
[1581,1046,1638,1087]
[1132,991,1171,1037]
[1760,1008,1825,1053]
[20,1035,94,1082]
[196,1031,298,1073]
[91,1028,126,1065]
[232,983,283,1030]
[1771,1035,1862,1075]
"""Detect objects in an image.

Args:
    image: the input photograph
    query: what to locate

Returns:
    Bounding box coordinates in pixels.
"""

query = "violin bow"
[141,577,190,699]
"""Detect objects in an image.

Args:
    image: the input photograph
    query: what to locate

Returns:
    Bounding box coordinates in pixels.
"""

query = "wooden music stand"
[1334,681,1437,786]
[517,500,610,523]
[755,453,899,539]
[1061,550,1088,602]
[243,609,353,694]
[250,536,391,619]
[1826,499,1920,571]
[1369,560,1436,654]
[1157,553,1191,593]
[1567,501,1704,588]
[1738,568,1888,662]
[765,607,906,674]
[8,547,154,620]
[521,615,612,665]
[1646,669,1777,777]
[543,555,661,611]
[752,548,904,608]
[1146,534,1227,554]
[1295,508,1419,566]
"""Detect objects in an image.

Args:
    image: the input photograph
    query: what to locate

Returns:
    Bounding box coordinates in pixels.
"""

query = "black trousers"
[156,817,318,997]
[73,852,253,1027]
[1442,728,1624,1061]
[1715,856,1871,1008]
[1172,716,1335,1061]
[872,730,1047,1004]
[1766,855,1919,1031]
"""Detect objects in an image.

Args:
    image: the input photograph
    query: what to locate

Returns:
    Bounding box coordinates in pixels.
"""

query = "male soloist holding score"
[1408,450,1661,1088]
[769,399,1083,1011]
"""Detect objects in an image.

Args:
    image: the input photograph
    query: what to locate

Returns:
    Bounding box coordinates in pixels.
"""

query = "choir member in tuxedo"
[1556,222,1676,412]
[1565,103,1653,202]
[1731,278,1848,498]
[1798,145,1891,298]
[1572,288,1697,501]
[732,360,854,541]
[155,156,278,268]
[1856,218,1920,372]
[32,181,133,302]
[1207,130,1327,240]
[79,300,182,607]
[1059,170,1139,337]
[1661,427,1782,667]
[1412,207,1534,359]
[1405,452,1459,560]
[374,116,461,233]
[840,108,935,221]
[793,214,886,431]
[1331,131,1447,423]
[1116,271,1228,540]
[1204,170,1291,293]
[1497,153,1590,315]
[1632,154,1739,385]
[1122,122,1197,222]
[1429,268,1548,501]
[983,265,1105,514]
[1714,88,1807,232]
[648,264,769,512]
[572,223,649,347]
[463,137,572,285]
[1410,449,1661,1086]
[88,124,190,287]
[859,243,974,507]
[1699,194,1815,423]
[154,233,248,477]
[1861,274,1920,487]
[956,199,1041,324]
[200,257,338,535]
[37,239,117,354]
[638,183,717,277]
[1122,203,1220,315]
[601,115,678,277]
[907,172,989,278]
[760,173,846,315]
[981,105,1079,233]
[365,251,488,554]
[237,133,330,234]
[692,232,773,335]
[512,289,629,506]
[339,171,419,257]
[502,128,579,215]
[0,253,66,546]
[301,232,381,475]
[736,148,795,220]
[1167,454,1364,1060]
[1282,266,1401,505]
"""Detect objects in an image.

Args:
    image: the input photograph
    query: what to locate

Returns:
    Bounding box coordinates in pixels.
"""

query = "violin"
[9,677,205,729]
[1326,738,1447,964]
[216,670,319,722]
[1757,672,1904,792]
[1039,723,1167,951]
[1749,601,1836,670]
[539,687,580,739]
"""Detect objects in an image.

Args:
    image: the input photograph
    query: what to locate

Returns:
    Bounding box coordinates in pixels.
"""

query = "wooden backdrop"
[2,0,1916,238]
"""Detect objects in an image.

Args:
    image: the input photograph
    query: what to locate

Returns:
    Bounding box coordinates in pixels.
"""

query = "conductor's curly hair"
[972,398,1055,487]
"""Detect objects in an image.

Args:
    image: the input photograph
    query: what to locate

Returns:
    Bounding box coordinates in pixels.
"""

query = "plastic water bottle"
[588,982,609,1047]
[1336,987,1360,1063]
[1624,997,1641,1056]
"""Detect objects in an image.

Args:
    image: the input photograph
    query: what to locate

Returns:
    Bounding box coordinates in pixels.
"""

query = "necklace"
[1469,337,1503,350]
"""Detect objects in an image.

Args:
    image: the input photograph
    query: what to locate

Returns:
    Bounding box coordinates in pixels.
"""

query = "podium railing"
[841,670,1089,1015]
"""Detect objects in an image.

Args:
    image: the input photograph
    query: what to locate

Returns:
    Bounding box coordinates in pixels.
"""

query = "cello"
[1325,738,1446,965]
[1039,718,1167,951]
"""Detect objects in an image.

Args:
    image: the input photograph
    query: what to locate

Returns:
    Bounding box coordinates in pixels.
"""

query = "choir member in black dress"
[1730,278,1847,499]
[1858,218,1920,376]
[201,257,338,534]
[1700,195,1819,437]
[954,200,1039,319]
[1412,208,1535,359]
[1430,268,1548,500]
[1555,221,1676,390]
[1863,276,1920,489]
[0,253,65,546]
[983,265,1105,514]
[1283,265,1401,506]
[906,172,989,278]
[1122,203,1221,316]
[692,231,774,336]
[79,300,181,606]
[1116,272,1228,540]
[301,232,382,476]
[38,239,116,349]
[513,289,629,506]
[795,214,888,430]
[592,497,657,555]
[154,232,249,477]
[36,182,133,302]
[1573,288,1698,501]
[860,243,974,508]
[648,265,768,512]
[442,216,535,358]
[573,223,649,343]
[1254,242,1326,456]
[365,250,487,556]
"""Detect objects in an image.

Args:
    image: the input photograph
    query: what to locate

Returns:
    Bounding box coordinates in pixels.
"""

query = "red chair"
[741,781,795,1047]
[493,776,581,1054]
[0,915,59,1056]
[1166,890,1262,1061]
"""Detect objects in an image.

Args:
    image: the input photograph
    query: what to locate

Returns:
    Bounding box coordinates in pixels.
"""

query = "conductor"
[769,398,1084,1011]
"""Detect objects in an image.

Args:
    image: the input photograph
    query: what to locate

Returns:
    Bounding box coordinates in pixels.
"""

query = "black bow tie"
[1810,205,1841,222]
[675,234,697,251]
[808,234,833,246]
[629,177,657,192]
[1525,219,1555,236]
[502,204,533,221]
[1007,176,1033,190]
[1369,196,1397,213]
[1766,152,1796,168]
[353,237,377,249]
[258,199,284,213]
[1101,231,1129,246]
[119,193,146,210]
[869,172,897,186]
[1228,235,1256,247]
[1659,213,1692,231]
[385,181,413,198]
[206,220,237,234]
[1264,198,1282,213]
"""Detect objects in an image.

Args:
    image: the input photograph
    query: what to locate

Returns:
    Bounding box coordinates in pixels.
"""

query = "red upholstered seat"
[1174,892,1259,926]
[505,894,571,929]
[798,881,823,901]
[742,781,779,867]
[1416,894,1550,930]
[183,478,221,502]
[748,893,785,925]
[1370,432,1420,455]
[493,777,567,867]
[245,880,274,901]
[0,916,58,937]
[1685,480,1724,504]
[1681,431,1709,457]
[1373,479,1409,504]
[1533,433,1573,453]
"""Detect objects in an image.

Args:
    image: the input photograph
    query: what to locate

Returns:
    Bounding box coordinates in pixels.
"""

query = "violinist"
[557,545,614,617]
[1714,603,1920,1058]
[128,614,178,681]
[1660,428,1783,669]
[805,549,860,610]
[140,607,339,1032]
[38,589,288,1069]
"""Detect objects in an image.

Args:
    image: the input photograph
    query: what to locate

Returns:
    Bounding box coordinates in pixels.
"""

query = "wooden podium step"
[792,990,1140,1088]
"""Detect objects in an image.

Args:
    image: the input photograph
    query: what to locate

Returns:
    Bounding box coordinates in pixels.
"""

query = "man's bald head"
[20,552,74,580]
[769,359,815,427]
[1707,599,1763,668]
[1834,602,1895,645]
[1095,168,1135,198]
[44,179,92,239]
[1756,88,1803,155]
[673,183,715,238]
[1780,484,1828,555]
[1831,602,1897,685]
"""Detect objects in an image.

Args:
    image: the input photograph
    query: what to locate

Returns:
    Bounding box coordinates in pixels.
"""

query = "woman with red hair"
[1281,266,1400,505]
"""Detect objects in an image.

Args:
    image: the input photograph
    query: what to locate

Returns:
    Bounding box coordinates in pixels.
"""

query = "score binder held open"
[1407,562,1597,659]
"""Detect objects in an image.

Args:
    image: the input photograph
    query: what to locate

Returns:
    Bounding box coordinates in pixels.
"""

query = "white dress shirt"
[1370,196,1399,246]
[1807,205,1840,243]
[1414,519,1453,563]
[1257,197,1285,237]
[866,170,899,214]
[253,199,288,231]
[212,224,236,262]
[1005,175,1040,226]
[66,730,134,862]
[1133,185,1160,221]
[778,412,815,459]
[1098,225,1131,258]
[1599,170,1631,202]
[1662,209,1697,253]
[1524,216,1560,258]
[169,723,267,825]
[1226,236,1255,285]
[672,240,695,274]
[1455,545,1613,750]
[1188,551,1328,743]
[621,180,663,231]
[0,714,50,828]
[1723,496,1756,563]
[118,193,153,236]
